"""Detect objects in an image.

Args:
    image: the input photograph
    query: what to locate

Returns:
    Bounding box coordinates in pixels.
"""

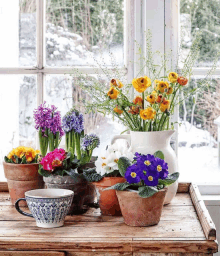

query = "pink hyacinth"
[40,148,66,172]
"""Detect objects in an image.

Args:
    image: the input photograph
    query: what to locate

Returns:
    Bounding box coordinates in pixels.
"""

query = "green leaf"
[117,157,132,177]
[158,172,179,186]
[154,150,164,160]
[83,172,103,182]
[104,182,130,191]
[38,167,51,177]
[21,155,27,164]
[14,155,20,164]
[64,169,80,180]
[138,186,158,198]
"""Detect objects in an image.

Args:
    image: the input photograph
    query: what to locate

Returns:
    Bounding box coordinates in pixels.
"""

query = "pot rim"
[118,187,168,193]
[3,162,39,167]
[93,176,125,186]
[25,188,74,199]
[130,130,176,134]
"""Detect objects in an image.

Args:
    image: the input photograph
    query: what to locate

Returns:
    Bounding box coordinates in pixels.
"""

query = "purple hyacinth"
[33,102,64,137]
[62,108,84,134]
[81,134,100,151]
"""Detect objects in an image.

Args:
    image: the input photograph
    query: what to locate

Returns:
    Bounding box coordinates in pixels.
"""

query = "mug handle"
[111,134,131,146]
[15,198,33,218]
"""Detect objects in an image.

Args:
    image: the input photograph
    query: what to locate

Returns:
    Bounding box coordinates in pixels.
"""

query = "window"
[0,0,126,181]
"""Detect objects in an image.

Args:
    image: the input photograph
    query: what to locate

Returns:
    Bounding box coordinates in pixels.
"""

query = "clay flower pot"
[116,188,167,226]
[3,162,44,206]
[93,177,126,216]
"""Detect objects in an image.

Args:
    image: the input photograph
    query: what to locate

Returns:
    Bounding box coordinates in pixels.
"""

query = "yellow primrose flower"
[156,81,169,93]
[168,72,178,83]
[110,79,124,88]
[140,107,156,120]
[132,76,151,93]
[160,99,170,112]
[107,87,120,99]
[167,87,174,95]
[113,106,123,115]
[146,94,156,104]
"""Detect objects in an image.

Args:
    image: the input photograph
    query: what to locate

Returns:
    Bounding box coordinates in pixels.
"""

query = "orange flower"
[146,94,156,104]
[132,76,151,93]
[160,99,170,112]
[128,106,140,115]
[140,107,156,120]
[133,96,143,106]
[110,79,124,88]
[156,81,169,93]
[113,106,123,115]
[166,87,173,95]
[107,87,120,99]
[156,94,163,103]
[177,76,188,86]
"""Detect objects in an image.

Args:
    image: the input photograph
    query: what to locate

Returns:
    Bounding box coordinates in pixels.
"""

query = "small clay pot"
[116,188,167,226]
[93,177,126,216]
[3,162,44,206]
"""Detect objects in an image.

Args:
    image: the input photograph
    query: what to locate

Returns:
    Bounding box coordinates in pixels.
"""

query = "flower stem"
[75,132,81,160]
[142,92,145,130]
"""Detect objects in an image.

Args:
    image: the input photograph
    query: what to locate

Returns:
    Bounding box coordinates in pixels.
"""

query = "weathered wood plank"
[0,204,198,222]
[0,252,65,256]
[67,252,132,256]
[0,182,8,192]
[0,238,217,253]
[133,253,213,256]
[177,183,190,193]
[131,240,218,254]
[0,219,205,239]
[190,184,216,240]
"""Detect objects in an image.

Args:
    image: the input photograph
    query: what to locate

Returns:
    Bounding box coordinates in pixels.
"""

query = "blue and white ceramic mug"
[15,188,74,228]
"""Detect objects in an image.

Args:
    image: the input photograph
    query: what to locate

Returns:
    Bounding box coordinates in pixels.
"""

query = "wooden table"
[0,182,218,256]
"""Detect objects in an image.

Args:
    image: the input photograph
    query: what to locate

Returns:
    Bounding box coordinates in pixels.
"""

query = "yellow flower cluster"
[7,146,40,163]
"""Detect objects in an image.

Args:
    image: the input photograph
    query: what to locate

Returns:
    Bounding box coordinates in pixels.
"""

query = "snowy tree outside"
[0,0,219,184]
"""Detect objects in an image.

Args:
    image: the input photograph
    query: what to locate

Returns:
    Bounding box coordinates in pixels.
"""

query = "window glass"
[0,75,37,181]
[46,0,124,67]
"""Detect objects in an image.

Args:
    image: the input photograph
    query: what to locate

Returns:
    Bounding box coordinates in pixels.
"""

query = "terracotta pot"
[3,162,44,206]
[116,188,167,226]
[93,177,126,216]
[43,175,96,215]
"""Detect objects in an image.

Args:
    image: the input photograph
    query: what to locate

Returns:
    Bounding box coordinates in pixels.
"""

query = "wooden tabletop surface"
[0,182,218,254]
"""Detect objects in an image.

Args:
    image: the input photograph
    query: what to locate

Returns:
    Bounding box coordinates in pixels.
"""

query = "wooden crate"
[0,182,218,256]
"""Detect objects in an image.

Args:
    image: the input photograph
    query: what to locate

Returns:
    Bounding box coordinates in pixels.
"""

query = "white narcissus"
[95,143,134,176]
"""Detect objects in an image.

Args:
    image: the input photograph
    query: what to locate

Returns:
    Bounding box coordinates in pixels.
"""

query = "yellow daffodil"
[133,96,143,106]
[113,106,123,115]
[146,94,156,104]
[110,79,124,88]
[107,87,120,99]
[160,99,170,112]
[166,87,174,95]
[132,76,151,93]
[168,72,178,83]
[156,81,169,93]
[140,107,156,120]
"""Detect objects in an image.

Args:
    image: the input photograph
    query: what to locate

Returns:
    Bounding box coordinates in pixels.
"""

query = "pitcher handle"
[15,198,33,218]
[111,134,131,146]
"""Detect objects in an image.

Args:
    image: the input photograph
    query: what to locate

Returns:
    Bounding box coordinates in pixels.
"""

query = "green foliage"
[158,172,179,186]
[105,182,130,191]
[154,151,164,160]
[38,166,52,177]
[83,168,103,182]
[117,157,132,177]
[4,154,39,164]
[138,186,158,198]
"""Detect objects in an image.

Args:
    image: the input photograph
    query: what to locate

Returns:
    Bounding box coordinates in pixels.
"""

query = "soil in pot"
[116,188,167,226]
[93,177,126,216]
[43,175,96,215]
[3,162,44,206]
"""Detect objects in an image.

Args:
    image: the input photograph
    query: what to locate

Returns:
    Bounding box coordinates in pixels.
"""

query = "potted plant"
[33,102,64,156]
[85,143,133,216]
[39,143,100,214]
[3,146,43,206]
[106,151,179,226]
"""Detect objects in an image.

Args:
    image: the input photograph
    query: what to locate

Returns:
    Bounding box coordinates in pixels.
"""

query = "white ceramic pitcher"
[111,130,178,205]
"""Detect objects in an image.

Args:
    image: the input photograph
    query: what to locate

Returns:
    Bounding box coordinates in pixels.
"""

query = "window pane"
[178,77,219,182]
[44,74,125,155]
[0,75,37,181]
[180,0,220,67]
[46,0,124,67]
[0,1,36,67]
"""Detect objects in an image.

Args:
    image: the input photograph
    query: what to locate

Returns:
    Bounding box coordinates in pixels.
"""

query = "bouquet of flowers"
[106,151,179,198]
[34,102,64,156]
[4,146,40,164]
